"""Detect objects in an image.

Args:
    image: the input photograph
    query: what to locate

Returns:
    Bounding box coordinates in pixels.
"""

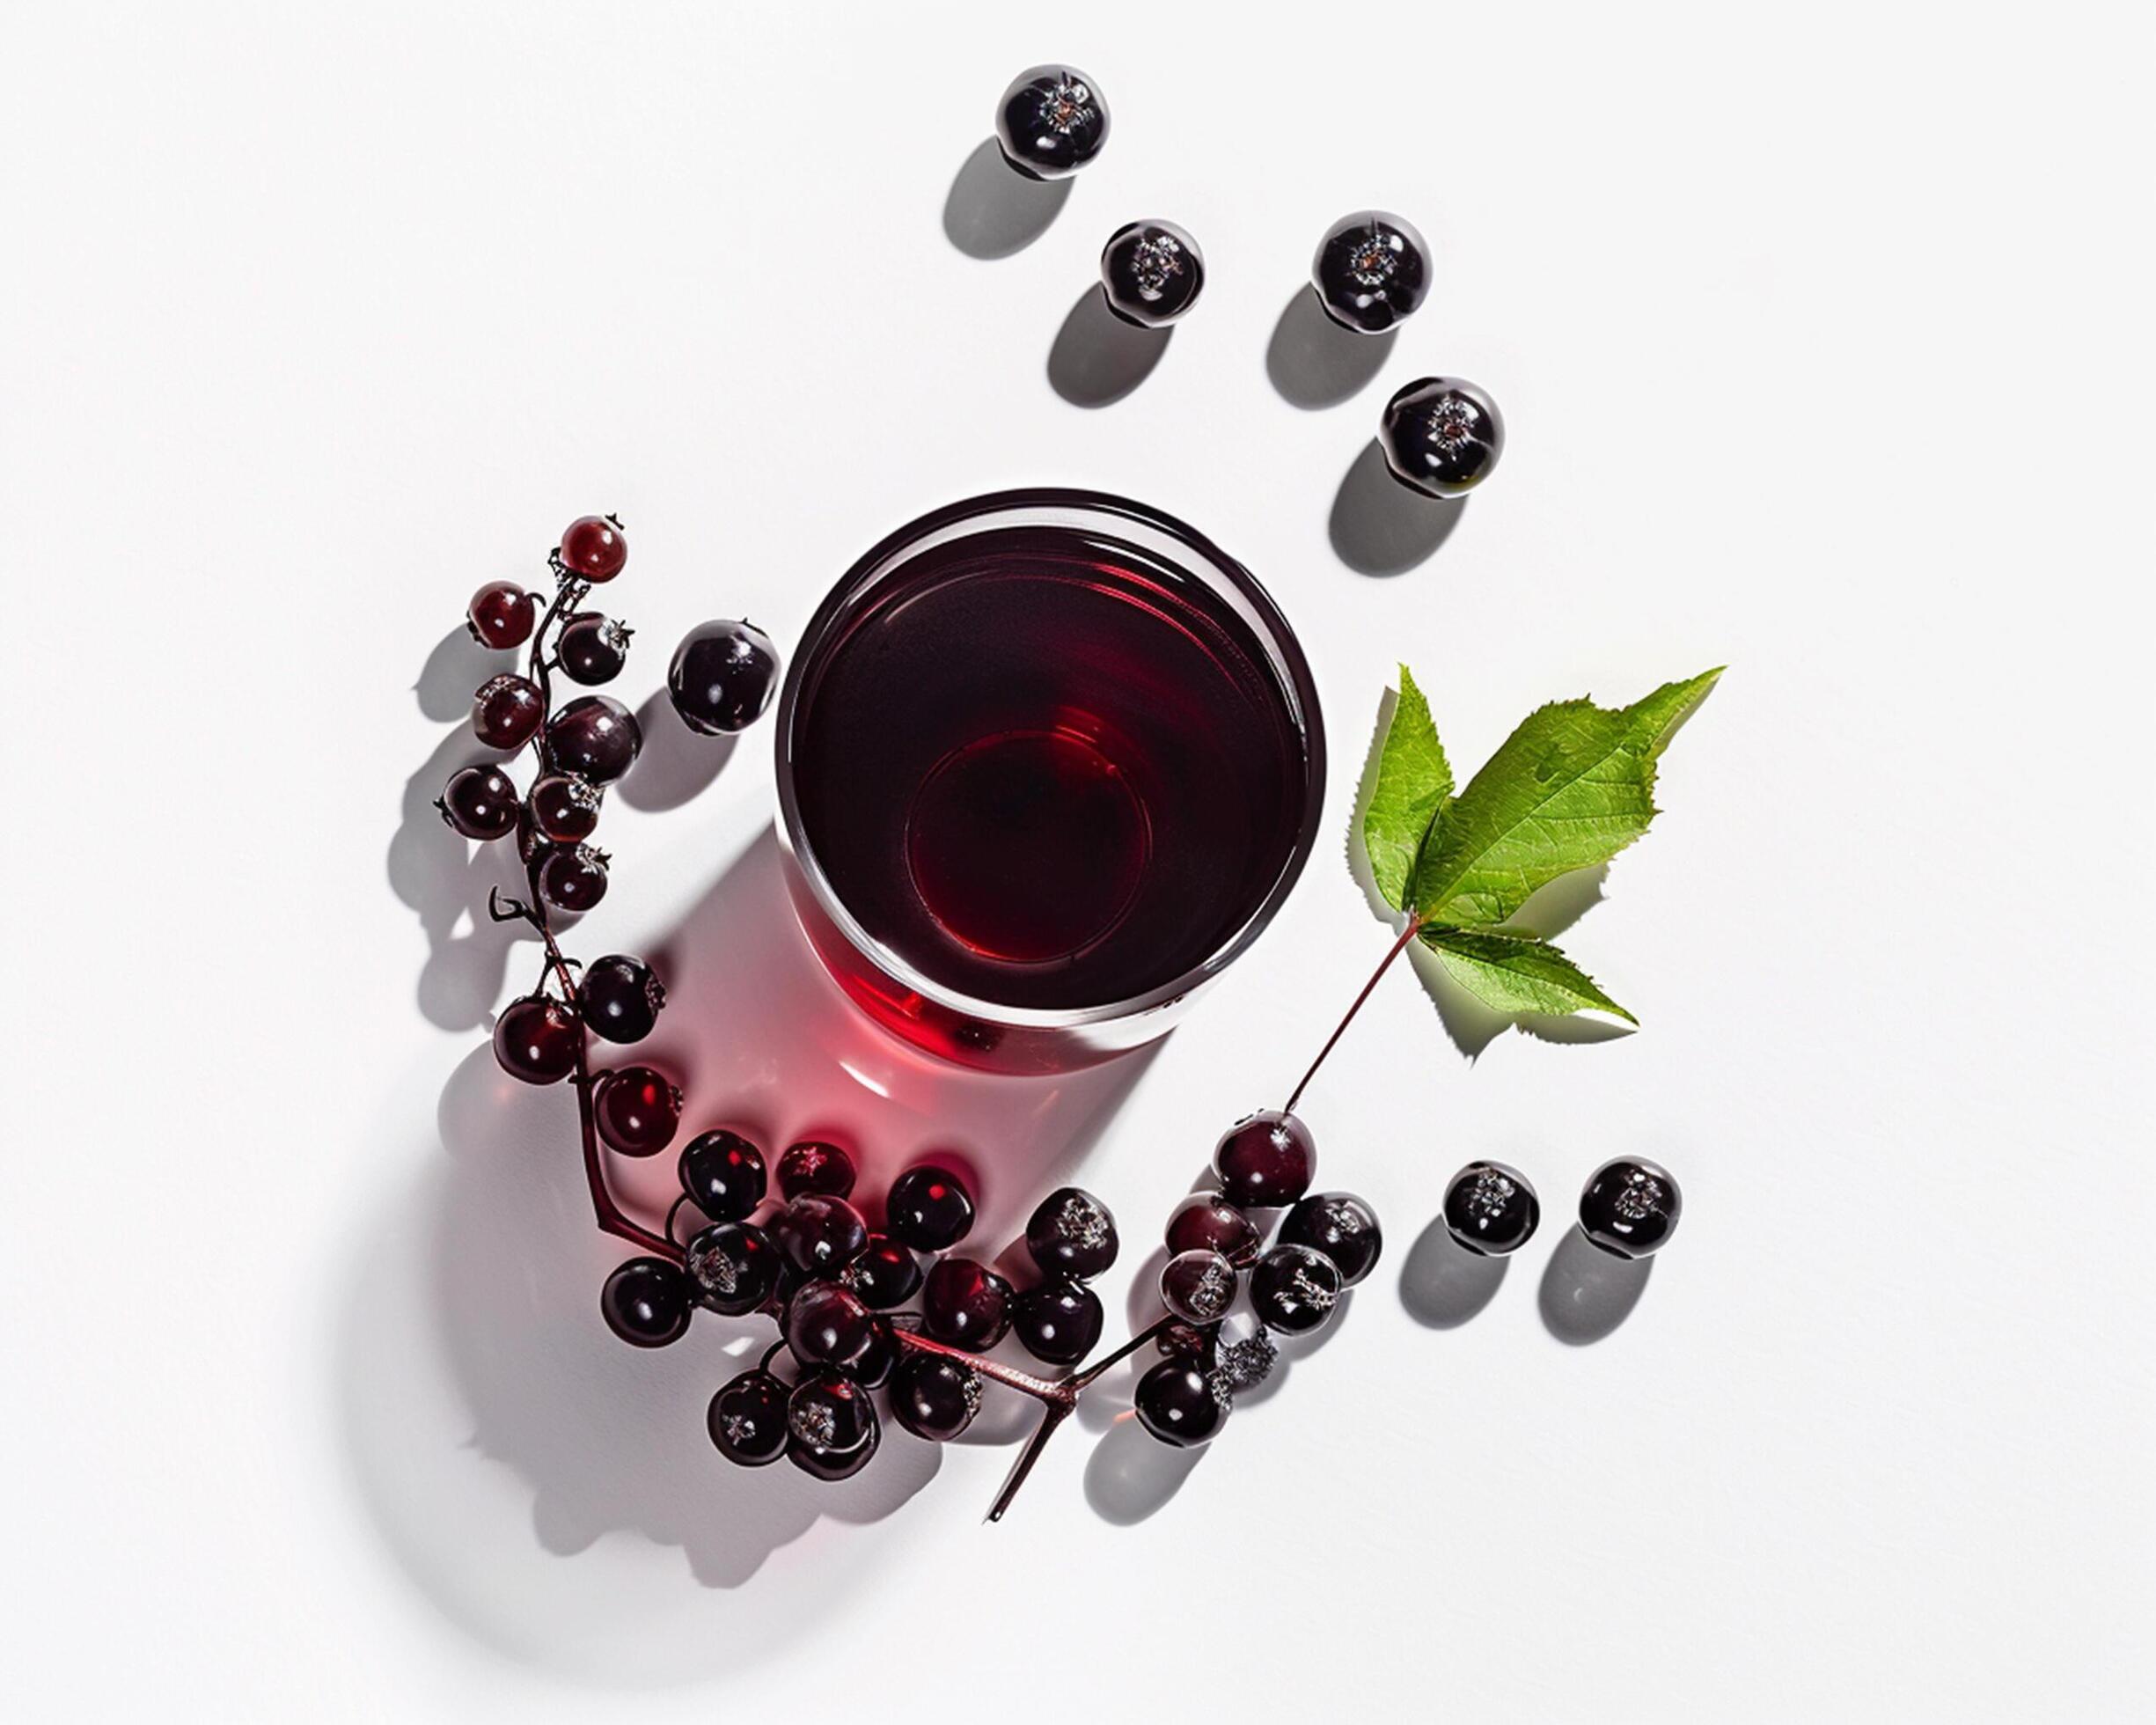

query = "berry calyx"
[1442,1161,1540,1258]
[558,613,633,686]
[559,515,627,583]
[1133,1359,1228,1447]
[1024,1185,1118,1279]
[885,1164,976,1252]
[466,581,536,650]
[592,1065,682,1157]
[775,1141,856,1201]
[921,1257,1014,1348]
[771,1194,870,1276]
[787,1369,876,1457]
[1249,1244,1342,1336]
[579,953,664,1044]
[1012,1278,1104,1365]
[1378,377,1505,500]
[492,994,580,1085]
[891,1354,982,1442]
[708,1369,790,1467]
[840,1234,922,1310]
[599,1256,692,1347]
[994,65,1110,180]
[472,673,545,750]
[667,619,780,736]
[436,764,520,840]
[1163,1191,1260,1266]
[1101,220,1205,327]
[545,695,642,785]
[1278,1192,1384,1285]
[527,773,602,844]
[1213,1111,1316,1209]
[684,1221,782,1315]
[537,842,610,914]
[1578,1157,1682,1260]
[678,1130,766,1222]
[783,1280,876,1369]
[1311,209,1430,334]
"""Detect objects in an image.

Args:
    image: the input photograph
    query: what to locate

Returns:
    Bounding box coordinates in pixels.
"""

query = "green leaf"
[1360,665,1453,910]
[1419,927,1637,1024]
[1411,668,1722,927]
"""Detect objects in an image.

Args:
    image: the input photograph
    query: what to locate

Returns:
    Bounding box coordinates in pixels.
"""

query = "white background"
[4,3,2152,1719]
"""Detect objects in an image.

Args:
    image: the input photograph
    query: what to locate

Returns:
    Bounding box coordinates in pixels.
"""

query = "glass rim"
[773,488,1327,1031]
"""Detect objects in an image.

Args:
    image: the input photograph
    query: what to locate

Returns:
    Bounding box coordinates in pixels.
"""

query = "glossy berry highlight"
[537,842,609,914]
[885,1164,976,1252]
[782,1281,876,1369]
[1213,1110,1316,1209]
[1249,1244,1342,1336]
[678,1131,766,1223]
[545,695,642,785]
[994,64,1109,181]
[1311,209,1429,334]
[708,1369,790,1467]
[1101,220,1205,327]
[1133,1359,1228,1448]
[1025,1186,1118,1280]
[667,619,780,736]
[466,581,535,650]
[599,1256,692,1347]
[579,953,664,1044]
[1578,1156,1682,1259]
[771,1194,870,1276]
[558,613,632,686]
[472,673,544,750]
[492,994,580,1085]
[921,1257,1014,1348]
[593,1065,682,1157]
[1379,377,1506,500]
[1012,1279,1104,1365]
[559,515,627,583]
[891,1354,982,1442]
[526,773,601,844]
[684,1221,782,1315]
[1442,1161,1540,1257]
[436,764,519,840]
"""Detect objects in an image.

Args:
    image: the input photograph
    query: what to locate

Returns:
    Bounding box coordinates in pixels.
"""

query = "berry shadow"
[942,136,1072,260]
[1083,1412,1203,1524]
[612,688,736,813]
[1329,438,1464,576]
[1265,287,1395,410]
[414,624,513,722]
[1397,1216,1508,1328]
[1538,1224,1653,1345]
[1047,287,1171,407]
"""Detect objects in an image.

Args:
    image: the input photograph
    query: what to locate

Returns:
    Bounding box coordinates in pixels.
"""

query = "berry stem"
[984,1313,1177,1523]
[1282,912,1421,1116]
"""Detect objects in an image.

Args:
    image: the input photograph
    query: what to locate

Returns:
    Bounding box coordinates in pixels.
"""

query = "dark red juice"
[789,522,1314,1012]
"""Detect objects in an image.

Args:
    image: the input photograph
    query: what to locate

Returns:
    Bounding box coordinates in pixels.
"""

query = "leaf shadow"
[1346,687,1633,1060]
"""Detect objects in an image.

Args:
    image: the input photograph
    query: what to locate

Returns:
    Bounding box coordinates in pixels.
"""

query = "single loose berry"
[783,1281,876,1370]
[1278,1192,1384,1285]
[1213,1110,1315,1208]
[580,953,664,1044]
[599,1256,691,1347]
[841,1234,922,1310]
[559,514,627,583]
[1024,1186,1118,1279]
[921,1257,1013,1348]
[558,613,633,686]
[1101,220,1205,327]
[1159,1248,1240,1326]
[684,1221,781,1314]
[678,1131,766,1222]
[667,619,780,736]
[891,1354,982,1442]
[473,673,545,750]
[1578,1156,1682,1259]
[545,694,642,785]
[771,1194,870,1276]
[436,764,519,840]
[1379,377,1505,499]
[492,994,580,1085]
[1311,209,1429,334]
[466,581,536,649]
[885,1164,976,1252]
[593,1065,681,1157]
[775,1141,856,1201]
[1249,1244,1342,1336]
[537,842,610,914]
[708,1369,790,1467]
[527,772,602,844]
[787,1369,876,1457]
[1133,1359,1228,1447]
[1442,1160,1540,1257]
[1012,1278,1104,1365]
[1164,1191,1261,1266]
[994,65,1110,180]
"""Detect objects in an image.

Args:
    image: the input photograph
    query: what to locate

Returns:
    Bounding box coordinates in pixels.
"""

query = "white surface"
[4,3,2152,1719]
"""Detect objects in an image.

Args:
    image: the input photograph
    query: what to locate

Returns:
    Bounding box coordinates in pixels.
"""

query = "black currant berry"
[1159,1248,1240,1326]
[1164,1191,1260,1267]
[1024,1186,1118,1280]
[994,65,1109,181]
[527,772,602,844]
[885,1164,976,1252]
[667,619,780,736]
[787,1369,876,1457]
[473,673,545,750]
[1442,1160,1540,1257]
[841,1234,922,1310]
[599,1256,691,1347]
[891,1354,982,1442]
[1133,1359,1228,1448]
[783,1281,876,1370]
[545,694,642,785]
[771,1194,870,1276]
[492,994,580,1085]
[1379,377,1505,500]
[559,514,627,583]
[436,764,520,840]
[1249,1244,1342,1336]
[1311,209,1429,334]
[580,953,664,1044]
[708,1369,790,1467]
[558,612,632,686]
[775,1141,856,1201]
[537,842,610,914]
[466,580,536,650]
[851,1318,898,1391]
[1213,1110,1316,1209]
[593,1065,681,1157]
[678,1130,766,1222]
[1278,1192,1384,1285]
[684,1221,782,1315]
[789,1416,881,1481]
[1578,1157,1682,1259]
[1100,220,1205,327]
[921,1257,1014,1348]
[1012,1278,1104,1365]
